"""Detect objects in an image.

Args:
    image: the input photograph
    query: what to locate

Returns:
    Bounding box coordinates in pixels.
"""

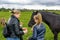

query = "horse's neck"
[43,13,54,26]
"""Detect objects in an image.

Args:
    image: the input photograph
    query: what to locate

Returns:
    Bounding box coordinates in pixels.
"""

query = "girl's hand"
[23,28,28,34]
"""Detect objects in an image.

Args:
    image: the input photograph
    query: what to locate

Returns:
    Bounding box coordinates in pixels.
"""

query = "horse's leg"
[54,32,58,40]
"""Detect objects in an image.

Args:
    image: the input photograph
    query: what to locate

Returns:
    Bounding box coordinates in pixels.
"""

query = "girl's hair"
[32,13,42,30]
[34,13,42,25]
[11,9,20,14]
[0,18,6,26]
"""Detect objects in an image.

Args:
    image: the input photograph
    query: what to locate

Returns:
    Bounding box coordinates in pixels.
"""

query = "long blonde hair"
[32,13,42,31]
[35,13,42,25]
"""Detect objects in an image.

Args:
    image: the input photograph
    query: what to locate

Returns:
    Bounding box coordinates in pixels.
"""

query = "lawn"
[0,10,60,40]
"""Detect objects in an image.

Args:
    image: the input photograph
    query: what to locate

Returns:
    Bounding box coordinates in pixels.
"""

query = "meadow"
[0,10,60,40]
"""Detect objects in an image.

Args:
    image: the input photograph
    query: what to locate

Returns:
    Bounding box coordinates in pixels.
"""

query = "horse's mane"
[40,11,60,16]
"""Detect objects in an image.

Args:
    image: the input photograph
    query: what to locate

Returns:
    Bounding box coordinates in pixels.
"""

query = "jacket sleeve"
[40,25,46,36]
[32,26,37,40]
[14,19,24,35]
[19,27,24,35]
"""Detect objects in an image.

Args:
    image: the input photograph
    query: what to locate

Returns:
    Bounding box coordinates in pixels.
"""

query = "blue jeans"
[7,37,20,40]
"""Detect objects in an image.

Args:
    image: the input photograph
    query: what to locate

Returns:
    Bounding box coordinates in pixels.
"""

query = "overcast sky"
[0,0,60,10]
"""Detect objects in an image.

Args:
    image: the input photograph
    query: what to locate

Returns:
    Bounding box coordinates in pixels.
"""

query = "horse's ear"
[36,11,39,13]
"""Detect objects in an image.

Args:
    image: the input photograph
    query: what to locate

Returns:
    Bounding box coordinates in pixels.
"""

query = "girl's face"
[33,15,38,23]
[14,12,21,18]
[16,13,20,18]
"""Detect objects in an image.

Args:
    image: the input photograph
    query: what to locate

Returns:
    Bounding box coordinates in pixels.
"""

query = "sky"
[0,0,60,10]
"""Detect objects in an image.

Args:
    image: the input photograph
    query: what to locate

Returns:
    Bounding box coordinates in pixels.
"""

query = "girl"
[29,13,46,40]
[3,9,27,40]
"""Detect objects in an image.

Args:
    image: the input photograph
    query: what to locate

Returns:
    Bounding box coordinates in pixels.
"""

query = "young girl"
[29,13,46,40]
[2,9,27,40]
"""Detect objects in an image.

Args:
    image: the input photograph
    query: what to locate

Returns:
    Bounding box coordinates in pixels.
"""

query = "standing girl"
[2,9,27,40]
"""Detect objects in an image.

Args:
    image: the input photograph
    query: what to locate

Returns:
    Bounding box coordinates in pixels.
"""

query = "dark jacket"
[29,23,46,40]
[7,15,24,40]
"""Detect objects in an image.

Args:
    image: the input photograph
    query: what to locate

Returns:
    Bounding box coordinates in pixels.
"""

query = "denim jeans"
[7,37,20,40]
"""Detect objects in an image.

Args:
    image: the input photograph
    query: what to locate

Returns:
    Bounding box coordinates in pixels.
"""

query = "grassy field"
[0,10,60,40]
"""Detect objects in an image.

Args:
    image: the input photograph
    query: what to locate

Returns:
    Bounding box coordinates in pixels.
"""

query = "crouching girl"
[28,13,46,40]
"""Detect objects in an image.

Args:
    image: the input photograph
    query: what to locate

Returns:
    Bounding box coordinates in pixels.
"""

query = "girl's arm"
[32,26,37,40]
[14,19,24,35]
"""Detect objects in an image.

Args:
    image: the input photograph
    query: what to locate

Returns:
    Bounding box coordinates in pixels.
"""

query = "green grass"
[0,10,60,40]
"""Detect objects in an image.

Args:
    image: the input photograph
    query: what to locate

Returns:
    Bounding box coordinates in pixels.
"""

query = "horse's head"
[28,11,39,27]
[28,11,46,27]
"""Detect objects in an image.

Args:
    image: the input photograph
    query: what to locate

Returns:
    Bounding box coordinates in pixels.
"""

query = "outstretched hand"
[23,28,28,34]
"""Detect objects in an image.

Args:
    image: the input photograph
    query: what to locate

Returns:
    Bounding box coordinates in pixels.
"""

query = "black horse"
[28,11,60,40]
